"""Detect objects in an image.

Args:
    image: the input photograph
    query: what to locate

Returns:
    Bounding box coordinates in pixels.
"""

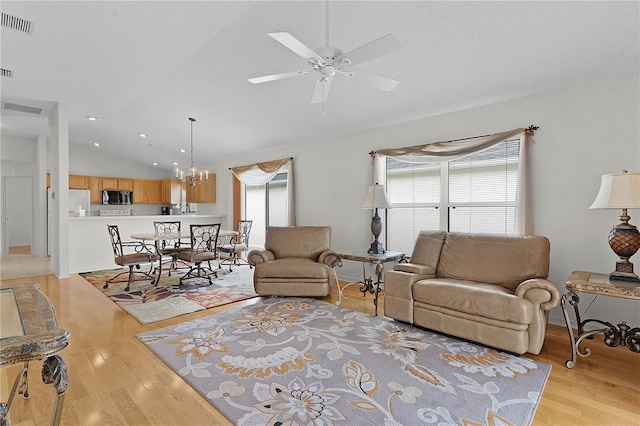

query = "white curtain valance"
[230,157,295,226]
[374,128,527,163]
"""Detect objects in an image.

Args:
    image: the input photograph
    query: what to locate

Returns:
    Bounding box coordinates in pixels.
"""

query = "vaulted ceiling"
[2,1,638,173]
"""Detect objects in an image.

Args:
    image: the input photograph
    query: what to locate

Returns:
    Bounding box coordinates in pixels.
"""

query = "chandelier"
[176,117,209,187]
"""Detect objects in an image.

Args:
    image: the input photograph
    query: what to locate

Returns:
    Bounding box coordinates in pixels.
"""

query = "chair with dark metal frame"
[105,224,159,292]
[177,223,221,285]
[218,219,253,272]
[153,221,185,276]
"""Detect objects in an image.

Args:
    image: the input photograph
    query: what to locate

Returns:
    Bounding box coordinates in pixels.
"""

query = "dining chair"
[177,223,221,285]
[218,219,253,272]
[153,221,184,276]
[105,224,159,291]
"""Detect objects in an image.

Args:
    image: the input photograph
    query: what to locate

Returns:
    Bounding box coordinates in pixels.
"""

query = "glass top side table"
[333,250,406,315]
[0,283,70,426]
[561,270,640,368]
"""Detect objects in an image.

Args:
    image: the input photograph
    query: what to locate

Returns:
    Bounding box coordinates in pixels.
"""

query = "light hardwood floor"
[0,262,638,425]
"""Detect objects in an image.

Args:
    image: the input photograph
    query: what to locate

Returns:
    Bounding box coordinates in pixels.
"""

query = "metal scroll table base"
[561,290,640,368]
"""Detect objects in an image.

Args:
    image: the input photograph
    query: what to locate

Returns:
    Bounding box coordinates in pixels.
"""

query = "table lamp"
[589,170,640,283]
[362,183,392,254]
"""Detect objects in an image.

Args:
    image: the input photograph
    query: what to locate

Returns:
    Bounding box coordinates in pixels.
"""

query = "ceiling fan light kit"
[248,5,402,106]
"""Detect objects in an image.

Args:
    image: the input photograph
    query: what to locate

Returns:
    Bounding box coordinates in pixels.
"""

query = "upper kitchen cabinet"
[117,178,133,191]
[90,176,102,204]
[161,179,185,205]
[146,180,161,204]
[133,179,161,204]
[185,174,216,203]
[69,174,90,189]
[102,177,118,190]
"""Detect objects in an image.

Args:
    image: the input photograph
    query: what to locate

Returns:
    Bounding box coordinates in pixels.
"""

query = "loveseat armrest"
[248,249,276,266]
[319,250,340,268]
[515,278,560,311]
[393,263,436,275]
[384,270,433,323]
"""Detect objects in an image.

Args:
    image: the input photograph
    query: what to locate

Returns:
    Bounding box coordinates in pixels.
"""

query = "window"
[244,172,288,248]
[385,139,520,254]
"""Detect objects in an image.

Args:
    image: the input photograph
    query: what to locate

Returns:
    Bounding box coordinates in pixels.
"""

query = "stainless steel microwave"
[102,190,133,205]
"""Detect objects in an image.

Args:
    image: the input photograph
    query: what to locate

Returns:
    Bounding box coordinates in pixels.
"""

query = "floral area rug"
[80,266,256,324]
[137,297,551,425]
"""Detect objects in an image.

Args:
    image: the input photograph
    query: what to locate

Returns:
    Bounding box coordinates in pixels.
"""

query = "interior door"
[3,176,33,254]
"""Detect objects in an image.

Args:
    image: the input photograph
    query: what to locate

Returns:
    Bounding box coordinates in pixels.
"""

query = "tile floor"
[0,253,52,280]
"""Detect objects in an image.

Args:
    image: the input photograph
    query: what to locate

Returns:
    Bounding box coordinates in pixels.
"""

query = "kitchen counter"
[69,214,220,220]
[68,214,226,273]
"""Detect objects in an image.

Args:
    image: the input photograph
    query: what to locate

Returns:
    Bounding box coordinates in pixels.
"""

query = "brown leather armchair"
[248,226,339,297]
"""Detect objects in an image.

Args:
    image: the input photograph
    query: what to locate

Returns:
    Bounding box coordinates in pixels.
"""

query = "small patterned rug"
[138,297,551,425]
[80,266,257,324]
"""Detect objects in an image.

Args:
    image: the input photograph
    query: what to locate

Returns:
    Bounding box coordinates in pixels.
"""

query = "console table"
[561,270,640,368]
[0,283,70,426]
[333,250,405,315]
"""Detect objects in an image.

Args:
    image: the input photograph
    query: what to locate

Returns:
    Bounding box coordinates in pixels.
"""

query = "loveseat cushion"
[265,226,331,260]
[436,232,550,290]
[254,258,330,280]
[412,278,535,325]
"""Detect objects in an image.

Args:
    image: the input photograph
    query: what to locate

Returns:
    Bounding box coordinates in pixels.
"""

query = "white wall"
[206,73,640,327]
[69,143,170,179]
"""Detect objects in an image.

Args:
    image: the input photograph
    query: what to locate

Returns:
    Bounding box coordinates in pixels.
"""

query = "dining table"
[130,229,237,284]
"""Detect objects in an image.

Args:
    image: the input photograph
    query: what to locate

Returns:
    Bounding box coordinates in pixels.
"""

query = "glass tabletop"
[0,288,25,340]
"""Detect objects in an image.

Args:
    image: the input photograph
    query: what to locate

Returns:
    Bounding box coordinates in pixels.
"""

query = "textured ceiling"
[1,1,638,173]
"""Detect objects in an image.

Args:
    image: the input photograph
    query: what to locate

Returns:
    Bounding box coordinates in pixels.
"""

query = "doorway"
[2,176,33,254]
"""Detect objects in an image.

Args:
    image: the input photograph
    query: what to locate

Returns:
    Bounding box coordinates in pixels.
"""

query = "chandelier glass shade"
[176,117,209,187]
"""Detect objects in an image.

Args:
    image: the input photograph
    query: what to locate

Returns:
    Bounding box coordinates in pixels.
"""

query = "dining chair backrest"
[107,224,125,260]
[153,221,181,252]
[189,223,221,254]
[235,219,253,246]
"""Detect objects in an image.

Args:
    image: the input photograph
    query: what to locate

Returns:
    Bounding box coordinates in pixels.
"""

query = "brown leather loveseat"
[384,231,560,355]
[248,226,339,297]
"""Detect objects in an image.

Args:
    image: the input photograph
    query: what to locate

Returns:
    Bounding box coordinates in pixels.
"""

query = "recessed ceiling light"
[179,148,186,153]
[86,116,97,121]
[152,162,158,166]
[139,132,147,138]
[172,162,178,166]
[93,142,100,147]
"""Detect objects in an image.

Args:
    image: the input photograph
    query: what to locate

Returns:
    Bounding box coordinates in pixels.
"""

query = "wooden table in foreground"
[0,283,70,426]
[333,250,406,316]
[562,270,640,368]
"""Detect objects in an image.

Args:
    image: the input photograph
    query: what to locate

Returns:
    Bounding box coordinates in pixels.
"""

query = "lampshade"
[362,183,392,210]
[589,171,640,210]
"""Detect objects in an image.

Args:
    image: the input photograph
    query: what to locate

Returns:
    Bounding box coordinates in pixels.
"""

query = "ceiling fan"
[248,4,402,105]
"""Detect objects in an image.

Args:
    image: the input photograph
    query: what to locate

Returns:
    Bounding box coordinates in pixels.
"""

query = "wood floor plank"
[1,272,638,426]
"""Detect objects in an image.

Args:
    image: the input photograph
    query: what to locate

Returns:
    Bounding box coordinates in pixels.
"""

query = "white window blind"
[386,139,520,254]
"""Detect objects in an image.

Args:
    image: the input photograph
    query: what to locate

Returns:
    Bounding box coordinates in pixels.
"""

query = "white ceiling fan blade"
[311,77,333,104]
[339,34,402,67]
[248,70,308,84]
[350,70,399,92]
[268,32,322,62]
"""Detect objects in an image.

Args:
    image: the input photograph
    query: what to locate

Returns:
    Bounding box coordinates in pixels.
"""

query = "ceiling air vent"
[3,102,43,115]
[1,68,13,78]
[1,12,34,35]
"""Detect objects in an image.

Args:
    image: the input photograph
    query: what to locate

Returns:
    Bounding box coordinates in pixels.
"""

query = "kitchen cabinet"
[46,173,50,188]
[161,179,185,205]
[90,176,102,204]
[185,174,216,203]
[133,179,146,203]
[69,174,90,189]
[146,180,161,204]
[102,177,118,190]
[117,178,133,191]
[132,179,161,204]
